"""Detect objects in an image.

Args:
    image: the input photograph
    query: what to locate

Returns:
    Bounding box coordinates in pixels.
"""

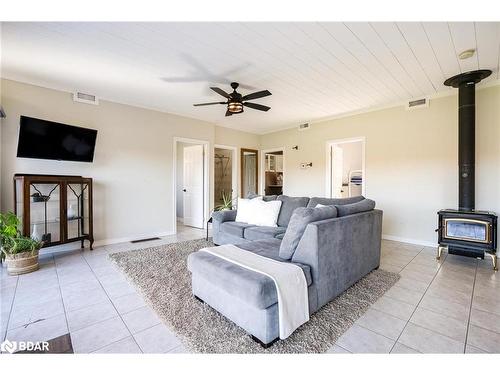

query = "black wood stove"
[436,70,498,271]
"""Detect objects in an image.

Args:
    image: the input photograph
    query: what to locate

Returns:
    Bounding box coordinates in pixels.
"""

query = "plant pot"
[5,250,39,275]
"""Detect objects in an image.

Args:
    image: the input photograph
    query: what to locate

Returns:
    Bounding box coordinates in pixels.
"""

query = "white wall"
[0,79,258,244]
[261,85,500,246]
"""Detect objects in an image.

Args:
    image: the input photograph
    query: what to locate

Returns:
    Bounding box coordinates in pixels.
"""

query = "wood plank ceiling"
[1,22,499,134]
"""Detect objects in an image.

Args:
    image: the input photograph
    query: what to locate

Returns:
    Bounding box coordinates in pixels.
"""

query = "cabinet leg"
[81,239,85,249]
[90,239,94,250]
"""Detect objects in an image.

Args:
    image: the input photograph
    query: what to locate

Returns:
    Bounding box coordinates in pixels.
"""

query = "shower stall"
[214,148,234,208]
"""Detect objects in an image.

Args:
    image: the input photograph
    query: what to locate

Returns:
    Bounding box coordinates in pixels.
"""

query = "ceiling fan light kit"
[193,82,271,117]
[228,101,243,114]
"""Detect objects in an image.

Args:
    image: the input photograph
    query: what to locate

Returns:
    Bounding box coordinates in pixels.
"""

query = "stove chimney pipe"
[444,69,491,211]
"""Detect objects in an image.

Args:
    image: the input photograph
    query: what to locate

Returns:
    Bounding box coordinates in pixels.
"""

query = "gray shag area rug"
[109,238,399,354]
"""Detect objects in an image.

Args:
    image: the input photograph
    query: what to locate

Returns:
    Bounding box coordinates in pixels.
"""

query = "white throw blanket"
[200,244,309,339]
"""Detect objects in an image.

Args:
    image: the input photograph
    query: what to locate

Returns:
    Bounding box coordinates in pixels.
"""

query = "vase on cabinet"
[31,223,43,241]
[68,204,77,219]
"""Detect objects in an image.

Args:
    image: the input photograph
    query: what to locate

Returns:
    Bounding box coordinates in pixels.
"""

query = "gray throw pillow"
[335,198,375,217]
[279,205,337,260]
[276,195,310,227]
[307,196,365,208]
[246,193,277,202]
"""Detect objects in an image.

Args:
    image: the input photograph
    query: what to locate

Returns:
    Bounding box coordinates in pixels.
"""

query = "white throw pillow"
[247,199,282,227]
[235,197,282,227]
[235,196,262,223]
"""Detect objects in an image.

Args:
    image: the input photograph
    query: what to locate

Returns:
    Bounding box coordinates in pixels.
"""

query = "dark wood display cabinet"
[14,174,94,250]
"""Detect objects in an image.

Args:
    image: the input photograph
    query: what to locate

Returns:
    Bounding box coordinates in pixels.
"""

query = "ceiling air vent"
[73,92,99,105]
[298,123,310,131]
[406,98,429,110]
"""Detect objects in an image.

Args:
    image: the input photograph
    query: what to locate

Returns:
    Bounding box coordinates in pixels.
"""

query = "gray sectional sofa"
[187,195,383,347]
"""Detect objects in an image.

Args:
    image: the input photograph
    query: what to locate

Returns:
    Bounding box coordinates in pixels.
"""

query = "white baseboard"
[40,231,176,254]
[382,234,437,248]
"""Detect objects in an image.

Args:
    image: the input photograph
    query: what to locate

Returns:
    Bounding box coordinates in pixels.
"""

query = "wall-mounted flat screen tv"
[17,116,98,162]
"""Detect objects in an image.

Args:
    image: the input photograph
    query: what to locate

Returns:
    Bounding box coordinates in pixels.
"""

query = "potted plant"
[0,212,42,275]
[214,190,235,211]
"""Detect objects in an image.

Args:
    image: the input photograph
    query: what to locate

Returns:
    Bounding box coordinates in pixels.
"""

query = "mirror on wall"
[240,148,258,198]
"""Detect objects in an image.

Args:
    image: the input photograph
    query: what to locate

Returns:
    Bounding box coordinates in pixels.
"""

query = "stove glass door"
[444,218,489,243]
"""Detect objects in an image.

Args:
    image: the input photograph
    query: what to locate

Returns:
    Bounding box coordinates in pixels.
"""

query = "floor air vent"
[130,237,161,244]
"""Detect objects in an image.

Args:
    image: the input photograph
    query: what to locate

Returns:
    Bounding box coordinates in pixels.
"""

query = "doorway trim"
[325,137,366,198]
[173,137,210,234]
[214,144,238,203]
[259,147,285,195]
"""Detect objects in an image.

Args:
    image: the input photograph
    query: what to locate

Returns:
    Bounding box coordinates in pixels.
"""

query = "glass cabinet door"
[29,182,61,244]
[66,182,90,241]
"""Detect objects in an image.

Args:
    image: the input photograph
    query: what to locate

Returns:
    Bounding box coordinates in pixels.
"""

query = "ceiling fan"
[193,82,271,117]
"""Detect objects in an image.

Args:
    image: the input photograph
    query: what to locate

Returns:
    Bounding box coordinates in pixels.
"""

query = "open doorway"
[214,145,237,209]
[261,148,284,196]
[173,138,209,232]
[326,137,365,198]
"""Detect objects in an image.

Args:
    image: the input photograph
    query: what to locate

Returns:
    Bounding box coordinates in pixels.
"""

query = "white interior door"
[183,144,205,228]
[331,145,344,198]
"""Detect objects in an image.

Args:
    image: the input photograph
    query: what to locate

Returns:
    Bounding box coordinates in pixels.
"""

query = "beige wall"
[261,85,500,245]
[0,79,258,244]
[2,78,499,247]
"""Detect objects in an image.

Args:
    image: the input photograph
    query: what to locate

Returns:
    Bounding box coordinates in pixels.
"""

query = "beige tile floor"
[1,227,499,354]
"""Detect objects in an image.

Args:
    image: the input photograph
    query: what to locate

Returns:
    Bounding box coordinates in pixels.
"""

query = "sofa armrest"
[212,210,237,224]
[211,210,238,240]
[292,209,383,308]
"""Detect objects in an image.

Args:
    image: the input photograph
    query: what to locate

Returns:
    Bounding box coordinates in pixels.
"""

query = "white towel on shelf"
[200,244,309,339]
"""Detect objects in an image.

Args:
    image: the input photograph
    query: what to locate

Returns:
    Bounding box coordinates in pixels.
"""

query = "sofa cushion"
[244,226,287,241]
[275,232,285,240]
[279,205,338,260]
[220,222,256,238]
[307,196,365,208]
[335,198,376,217]
[187,238,312,309]
[276,195,310,227]
[237,239,312,285]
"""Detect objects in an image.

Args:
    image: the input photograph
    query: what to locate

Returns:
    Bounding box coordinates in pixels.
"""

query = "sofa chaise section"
[187,238,316,345]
